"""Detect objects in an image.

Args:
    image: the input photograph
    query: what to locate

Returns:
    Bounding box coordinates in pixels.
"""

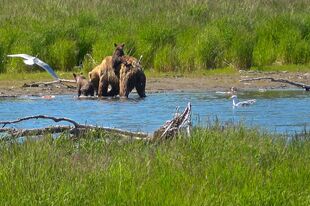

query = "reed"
[0,0,309,74]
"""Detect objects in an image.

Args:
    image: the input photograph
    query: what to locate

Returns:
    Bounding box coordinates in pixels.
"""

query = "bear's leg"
[104,74,119,96]
[119,76,133,98]
[98,77,109,97]
[86,85,95,96]
[107,87,119,96]
[136,74,146,98]
[77,86,82,97]
[119,75,126,97]
[90,78,99,96]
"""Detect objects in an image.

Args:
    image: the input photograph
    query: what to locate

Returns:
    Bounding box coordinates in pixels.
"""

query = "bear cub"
[112,43,125,76]
[73,73,95,97]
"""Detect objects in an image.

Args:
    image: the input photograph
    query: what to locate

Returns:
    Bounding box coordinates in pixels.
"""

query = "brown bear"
[73,73,94,97]
[119,56,146,98]
[88,43,125,96]
[97,56,120,97]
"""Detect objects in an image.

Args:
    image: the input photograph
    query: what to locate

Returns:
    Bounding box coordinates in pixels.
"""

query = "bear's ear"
[114,43,117,47]
[73,73,77,80]
[121,43,125,47]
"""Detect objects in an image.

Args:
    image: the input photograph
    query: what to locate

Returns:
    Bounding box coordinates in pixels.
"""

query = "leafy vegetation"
[0,0,309,74]
[0,126,310,205]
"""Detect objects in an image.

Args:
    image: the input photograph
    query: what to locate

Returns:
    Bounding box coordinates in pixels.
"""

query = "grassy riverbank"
[0,127,310,205]
[0,0,309,74]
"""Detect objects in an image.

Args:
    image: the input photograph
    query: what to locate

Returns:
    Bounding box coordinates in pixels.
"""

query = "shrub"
[0,45,4,73]
[153,45,179,72]
[198,26,223,69]
[229,32,255,69]
[49,39,77,71]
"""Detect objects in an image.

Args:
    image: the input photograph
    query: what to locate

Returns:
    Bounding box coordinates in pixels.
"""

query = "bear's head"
[73,73,86,82]
[113,43,125,56]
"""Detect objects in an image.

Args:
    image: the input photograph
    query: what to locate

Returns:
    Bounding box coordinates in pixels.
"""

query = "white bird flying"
[231,95,256,107]
[7,54,59,80]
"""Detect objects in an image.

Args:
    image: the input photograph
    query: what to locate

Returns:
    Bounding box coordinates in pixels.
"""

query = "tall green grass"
[0,0,310,74]
[0,126,310,205]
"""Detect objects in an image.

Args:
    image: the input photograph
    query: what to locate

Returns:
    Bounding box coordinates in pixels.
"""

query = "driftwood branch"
[0,126,72,137]
[0,115,82,128]
[153,102,192,139]
[240,77,310,91]
[23,79,76,89]
[0,115,148,139]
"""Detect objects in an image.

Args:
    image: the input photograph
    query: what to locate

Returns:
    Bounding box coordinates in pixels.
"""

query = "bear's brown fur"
[88,43,125,95]
[97,56,120,97]
[112,43,125,75]
[73,73,94,97]
[119,56,146,98]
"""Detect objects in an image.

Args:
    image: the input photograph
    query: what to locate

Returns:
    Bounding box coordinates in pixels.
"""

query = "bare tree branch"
[240,77,310,91]
[0,115,82,128]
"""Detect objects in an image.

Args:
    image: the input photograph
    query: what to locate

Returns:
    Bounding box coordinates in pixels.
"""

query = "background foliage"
[0,0,309,73]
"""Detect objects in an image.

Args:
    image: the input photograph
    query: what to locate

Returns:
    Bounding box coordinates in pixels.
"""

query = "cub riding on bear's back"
[88,43,125,97]
[88,43,146,98]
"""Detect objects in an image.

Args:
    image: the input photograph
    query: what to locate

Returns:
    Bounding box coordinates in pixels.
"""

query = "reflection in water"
[0,90,309,134]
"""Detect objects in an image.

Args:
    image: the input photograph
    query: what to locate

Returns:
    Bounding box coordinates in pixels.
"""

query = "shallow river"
[0,90,309,134]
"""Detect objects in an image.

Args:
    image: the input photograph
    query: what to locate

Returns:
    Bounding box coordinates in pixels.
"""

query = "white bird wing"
[7,54,34,60]
[35,58,59,80]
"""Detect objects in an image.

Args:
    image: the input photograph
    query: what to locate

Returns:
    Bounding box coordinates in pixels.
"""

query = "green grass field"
[0,0,309,75]
[0,126,310,205]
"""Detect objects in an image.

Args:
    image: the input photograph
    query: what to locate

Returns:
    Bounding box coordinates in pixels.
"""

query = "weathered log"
[240,77,310,91]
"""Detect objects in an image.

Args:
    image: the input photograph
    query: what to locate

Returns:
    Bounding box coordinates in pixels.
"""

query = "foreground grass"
[0,127,310,205]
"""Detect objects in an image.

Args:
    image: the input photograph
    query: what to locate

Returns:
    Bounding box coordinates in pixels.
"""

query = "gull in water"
[7,54,59,80]
[231,95,256,107]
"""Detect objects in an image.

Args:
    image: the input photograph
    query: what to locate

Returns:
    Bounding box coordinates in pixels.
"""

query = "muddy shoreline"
[0,71,309,97]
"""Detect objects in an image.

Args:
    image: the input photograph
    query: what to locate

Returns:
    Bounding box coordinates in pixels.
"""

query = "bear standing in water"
[119,56,146,98]
[88,43,125,96]
[73,73,94,97]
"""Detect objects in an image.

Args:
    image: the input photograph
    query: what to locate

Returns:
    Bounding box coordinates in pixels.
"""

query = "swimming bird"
[231,95,256,107]
[7,54,59,80]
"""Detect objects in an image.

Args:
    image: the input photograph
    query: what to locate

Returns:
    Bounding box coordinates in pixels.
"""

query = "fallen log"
[240,77,310,91]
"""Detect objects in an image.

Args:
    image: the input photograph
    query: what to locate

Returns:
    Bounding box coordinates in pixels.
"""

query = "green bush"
[49,39,77,71]
[198,26,223,69]
[153,45,179,72]
[0,45,4,73]
[230,32,255,69]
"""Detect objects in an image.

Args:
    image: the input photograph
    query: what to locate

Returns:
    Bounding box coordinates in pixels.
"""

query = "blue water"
[0,90,309,134]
